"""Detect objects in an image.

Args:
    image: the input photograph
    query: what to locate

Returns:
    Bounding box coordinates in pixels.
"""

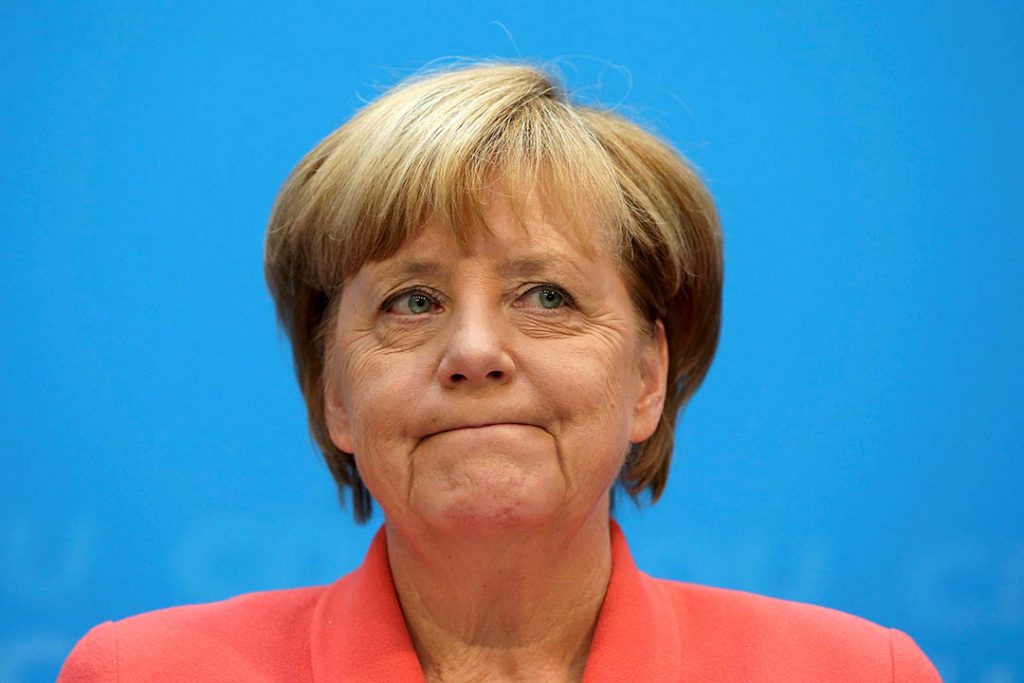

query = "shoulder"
[58,585,327,682]
[647,577,941,682]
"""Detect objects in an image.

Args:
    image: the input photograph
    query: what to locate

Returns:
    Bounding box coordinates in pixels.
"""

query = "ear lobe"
[630,319,669,444]
[323,380,355,454]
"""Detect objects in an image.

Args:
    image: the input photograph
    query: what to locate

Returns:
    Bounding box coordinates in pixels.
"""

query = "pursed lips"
[420,421,540,439]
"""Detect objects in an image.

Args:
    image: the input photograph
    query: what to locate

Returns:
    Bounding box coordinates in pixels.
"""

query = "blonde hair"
[265,62,723,522]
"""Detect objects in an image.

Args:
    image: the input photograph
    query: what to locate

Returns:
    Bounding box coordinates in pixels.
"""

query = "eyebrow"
[371,253,590,287]
[496,255,586,279]
[376,259,446,282]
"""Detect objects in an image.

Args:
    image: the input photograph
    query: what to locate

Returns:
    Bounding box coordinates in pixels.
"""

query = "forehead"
[343,196,622,298]
[386,192,613,267]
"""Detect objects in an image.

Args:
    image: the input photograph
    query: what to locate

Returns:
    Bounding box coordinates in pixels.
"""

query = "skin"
[323,194,668,682]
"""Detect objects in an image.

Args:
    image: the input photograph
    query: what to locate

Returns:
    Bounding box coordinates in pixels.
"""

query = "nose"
[437,307,516,389]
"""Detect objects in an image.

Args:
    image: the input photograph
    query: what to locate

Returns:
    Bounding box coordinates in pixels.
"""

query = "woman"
[60,63,940,682]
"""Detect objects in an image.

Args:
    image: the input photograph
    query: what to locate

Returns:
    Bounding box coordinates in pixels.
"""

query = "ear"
[630,319,669,444]
[323,377,355,454]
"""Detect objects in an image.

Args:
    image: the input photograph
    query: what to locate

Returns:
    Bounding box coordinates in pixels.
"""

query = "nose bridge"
[438,296,515,388]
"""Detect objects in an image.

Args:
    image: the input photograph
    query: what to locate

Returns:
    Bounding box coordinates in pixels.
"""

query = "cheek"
[531,338,637,468]
[342,365,421,508]
[345,366,417,442]
[553,335,636,411]
[332,337,424,462]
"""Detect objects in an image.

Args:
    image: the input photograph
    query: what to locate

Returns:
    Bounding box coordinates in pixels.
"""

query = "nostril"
[486,370,504,380]
[450,373,466,382]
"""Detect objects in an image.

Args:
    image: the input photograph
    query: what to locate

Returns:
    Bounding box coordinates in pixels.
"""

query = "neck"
[384,504,612,683]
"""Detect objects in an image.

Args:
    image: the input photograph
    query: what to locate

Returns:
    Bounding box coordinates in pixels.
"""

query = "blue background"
[3,2,1021,681]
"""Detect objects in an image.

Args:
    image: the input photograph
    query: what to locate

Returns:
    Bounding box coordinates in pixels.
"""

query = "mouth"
[422,422,538,439]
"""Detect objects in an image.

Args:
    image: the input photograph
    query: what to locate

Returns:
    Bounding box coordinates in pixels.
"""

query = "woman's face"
[323,196,667,537]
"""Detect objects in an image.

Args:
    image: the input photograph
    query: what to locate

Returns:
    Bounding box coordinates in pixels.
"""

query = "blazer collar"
[310,521,681,682]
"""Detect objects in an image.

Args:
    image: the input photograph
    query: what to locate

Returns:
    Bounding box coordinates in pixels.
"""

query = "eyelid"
[515,283,576,308]
[380,286,445,313]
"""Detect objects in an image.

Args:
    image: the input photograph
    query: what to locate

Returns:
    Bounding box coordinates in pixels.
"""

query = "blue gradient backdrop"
[3,2,1021,681]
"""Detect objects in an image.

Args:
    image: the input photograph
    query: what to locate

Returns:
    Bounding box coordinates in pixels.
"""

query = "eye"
[519,285,572,310]
[382,289,442,315]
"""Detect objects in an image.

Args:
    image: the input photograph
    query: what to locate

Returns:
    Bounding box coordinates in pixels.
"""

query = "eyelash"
[381,287,445,315]
[514,284,575,311]
[380,283,575,315]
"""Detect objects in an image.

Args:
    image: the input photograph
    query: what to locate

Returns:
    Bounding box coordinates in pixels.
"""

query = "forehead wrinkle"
[496,254,593,281]
[374,258,446,283]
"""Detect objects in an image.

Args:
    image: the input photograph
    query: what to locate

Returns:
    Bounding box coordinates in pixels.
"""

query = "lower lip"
[429,423,535,437]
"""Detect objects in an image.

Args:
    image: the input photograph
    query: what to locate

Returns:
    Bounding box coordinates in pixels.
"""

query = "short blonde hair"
[265,62,723,522]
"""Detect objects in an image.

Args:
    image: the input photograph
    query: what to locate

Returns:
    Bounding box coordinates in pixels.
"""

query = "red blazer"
[59,523,940,682]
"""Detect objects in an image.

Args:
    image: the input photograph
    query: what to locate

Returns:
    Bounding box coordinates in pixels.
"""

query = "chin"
[405,428,572,535]
[417,481,566,538]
